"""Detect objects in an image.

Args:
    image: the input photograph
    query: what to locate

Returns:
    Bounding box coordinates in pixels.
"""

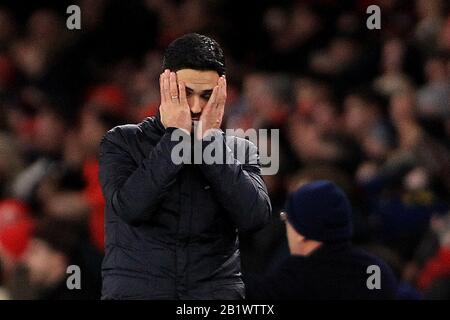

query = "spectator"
[8,217,100,300]
[245,181,398,299]
[417,212,450,294]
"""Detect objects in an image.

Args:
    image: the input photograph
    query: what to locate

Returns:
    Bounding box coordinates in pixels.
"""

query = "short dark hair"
[162,33,226,76]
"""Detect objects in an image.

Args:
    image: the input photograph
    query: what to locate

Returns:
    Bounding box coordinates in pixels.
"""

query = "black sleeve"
[98,126,187,225]
[199,130,272,232]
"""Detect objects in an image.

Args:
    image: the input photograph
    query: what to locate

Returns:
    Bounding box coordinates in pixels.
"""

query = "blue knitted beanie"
[286,180,353,243]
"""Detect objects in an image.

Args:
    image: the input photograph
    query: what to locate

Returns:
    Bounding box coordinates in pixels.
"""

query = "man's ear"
[296,232,305,244]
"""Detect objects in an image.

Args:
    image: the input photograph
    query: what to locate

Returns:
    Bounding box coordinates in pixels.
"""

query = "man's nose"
[189,95,203,114]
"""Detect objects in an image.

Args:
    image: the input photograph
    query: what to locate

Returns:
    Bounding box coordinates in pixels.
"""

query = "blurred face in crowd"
[27,9,61,46]
[175,69,220,121]
[382,38,405,72]
[425,58,447,82]
[310,100,338,134]
[437,18,450,51]
[0,9,15,43]
[243,74,276,117]
[362,131,391,161]
[416,0,443,19]
[390,91,416,123]
[33,109,66,155]
[79,108,110,155]
[343,95,378,139]
[244,74,268,106]
[22,238,67,287]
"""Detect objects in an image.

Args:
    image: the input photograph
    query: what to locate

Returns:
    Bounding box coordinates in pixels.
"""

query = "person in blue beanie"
[245,180,398,299]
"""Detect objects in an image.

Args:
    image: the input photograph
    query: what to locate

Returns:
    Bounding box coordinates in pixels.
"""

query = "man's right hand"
[159,69,192,133]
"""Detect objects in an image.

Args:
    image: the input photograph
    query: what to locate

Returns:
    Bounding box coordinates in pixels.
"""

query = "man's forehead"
[176,69,219,87]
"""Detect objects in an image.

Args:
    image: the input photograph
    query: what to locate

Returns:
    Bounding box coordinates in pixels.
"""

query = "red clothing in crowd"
[83,158,105,252]
[417,247,450,290]
[0,199,34,261]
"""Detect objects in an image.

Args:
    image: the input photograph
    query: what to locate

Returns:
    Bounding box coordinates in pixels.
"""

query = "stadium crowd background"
[0,0,449,299]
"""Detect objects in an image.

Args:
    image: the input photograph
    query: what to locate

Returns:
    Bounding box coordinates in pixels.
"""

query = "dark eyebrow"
[185,86,213,95]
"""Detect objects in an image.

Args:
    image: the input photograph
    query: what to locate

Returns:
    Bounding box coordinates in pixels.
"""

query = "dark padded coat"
[98,115,271,299]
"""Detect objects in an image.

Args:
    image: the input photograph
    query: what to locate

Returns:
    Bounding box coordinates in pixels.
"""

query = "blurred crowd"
[0,0,449,299]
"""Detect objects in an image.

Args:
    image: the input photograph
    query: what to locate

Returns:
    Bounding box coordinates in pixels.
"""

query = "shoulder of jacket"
[104,117,155,141]
[104,124,137,142]
[225,135,258,153]
[101,119,151,150]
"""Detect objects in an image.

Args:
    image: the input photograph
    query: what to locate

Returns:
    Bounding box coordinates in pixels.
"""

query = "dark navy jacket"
[245,242,398,300]
[98,115,271,299]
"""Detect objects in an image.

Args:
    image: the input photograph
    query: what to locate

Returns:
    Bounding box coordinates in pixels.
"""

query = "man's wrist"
[166,126,191,135]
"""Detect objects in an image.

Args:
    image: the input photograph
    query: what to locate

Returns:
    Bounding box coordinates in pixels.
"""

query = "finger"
[178,80,188,106]
[207,85,219,110]
[169,72,179,104]
[200,85,218,119]
[217,77,227,108]
[216,78,226,124]
[159,73,166,104]
[163,69,171,103]
[159,104,166,127]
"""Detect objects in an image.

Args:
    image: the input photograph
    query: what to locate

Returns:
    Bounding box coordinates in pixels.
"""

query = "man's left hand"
[196,76,226,139]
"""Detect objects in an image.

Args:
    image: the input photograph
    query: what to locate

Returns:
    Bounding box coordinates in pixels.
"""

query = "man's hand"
[196,76,226,139]
[159,69,191,133]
